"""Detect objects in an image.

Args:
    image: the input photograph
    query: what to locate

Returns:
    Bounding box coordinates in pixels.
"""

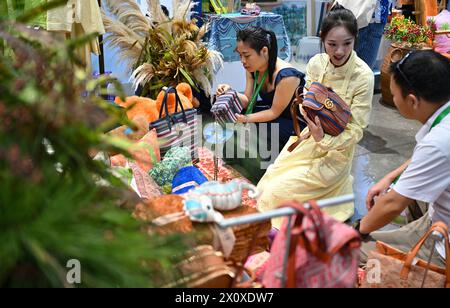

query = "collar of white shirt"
[415,100,450,143]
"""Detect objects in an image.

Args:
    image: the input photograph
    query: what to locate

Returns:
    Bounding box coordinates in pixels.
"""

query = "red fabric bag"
[262,201,361,288]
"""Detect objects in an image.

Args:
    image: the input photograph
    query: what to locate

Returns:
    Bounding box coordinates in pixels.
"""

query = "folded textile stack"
[130,162,162,201]
[149,147,192,187]
[172,166,208,195]
[210,90,243,125]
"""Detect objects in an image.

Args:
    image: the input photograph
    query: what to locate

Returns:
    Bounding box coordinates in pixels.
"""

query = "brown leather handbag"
[361,222,450,288]
[288,82,352,152]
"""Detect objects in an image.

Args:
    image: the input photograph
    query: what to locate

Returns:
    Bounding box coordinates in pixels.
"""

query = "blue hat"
[172,166,208,195]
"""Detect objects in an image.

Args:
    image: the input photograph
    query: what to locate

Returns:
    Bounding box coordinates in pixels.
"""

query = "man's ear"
[406,93,421,111]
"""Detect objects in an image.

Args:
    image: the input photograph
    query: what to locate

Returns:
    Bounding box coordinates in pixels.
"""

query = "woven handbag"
[288,82,352,152]
[149,86,198,160]
[361,222,450,288]
[166,245,235,288]
[166,245,259,288]
[211,90,243,125]
[133,195,270,263]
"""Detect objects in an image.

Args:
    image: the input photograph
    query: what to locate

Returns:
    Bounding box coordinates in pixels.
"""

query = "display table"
[206,12,291,92]
[207,12,291,62]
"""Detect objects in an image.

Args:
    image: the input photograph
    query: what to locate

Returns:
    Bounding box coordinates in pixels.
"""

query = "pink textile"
[263,201,361,288]
[434,10,450,55]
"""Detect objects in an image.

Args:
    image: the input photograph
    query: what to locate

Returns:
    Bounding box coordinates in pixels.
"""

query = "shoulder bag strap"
[340,53,356,96]
[318,54,328,84]
[288,87,309,152]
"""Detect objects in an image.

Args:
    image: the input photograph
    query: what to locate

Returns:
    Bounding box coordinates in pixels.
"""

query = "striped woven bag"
[288,82,352,152]
[211,90,243,125]
[149,86,198,160]
[302,82,352,136]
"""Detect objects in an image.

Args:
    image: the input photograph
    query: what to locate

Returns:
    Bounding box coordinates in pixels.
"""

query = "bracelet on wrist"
[353,219,370,240]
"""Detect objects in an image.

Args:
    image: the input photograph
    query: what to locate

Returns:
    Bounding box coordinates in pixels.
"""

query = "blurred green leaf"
[0,15,187,288]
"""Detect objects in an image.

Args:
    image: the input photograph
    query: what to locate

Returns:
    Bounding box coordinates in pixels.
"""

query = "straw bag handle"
[401,222,450,287]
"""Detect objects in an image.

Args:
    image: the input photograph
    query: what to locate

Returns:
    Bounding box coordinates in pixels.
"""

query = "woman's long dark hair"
[237,26,278,83]
[320,4,358,45]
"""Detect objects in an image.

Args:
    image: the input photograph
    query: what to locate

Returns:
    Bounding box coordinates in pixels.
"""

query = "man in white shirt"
[358,50,450,267]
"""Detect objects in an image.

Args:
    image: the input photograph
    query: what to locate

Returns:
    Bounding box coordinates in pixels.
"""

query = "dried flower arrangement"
[102,0,223,99]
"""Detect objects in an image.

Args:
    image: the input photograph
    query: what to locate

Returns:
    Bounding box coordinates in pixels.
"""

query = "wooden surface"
[398,0,414,5]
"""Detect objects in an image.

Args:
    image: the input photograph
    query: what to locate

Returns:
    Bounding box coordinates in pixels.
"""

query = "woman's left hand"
[235,114,249,124]
[300,105,324,142]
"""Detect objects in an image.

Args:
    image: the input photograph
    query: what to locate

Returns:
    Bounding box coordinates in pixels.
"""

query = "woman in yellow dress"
[257,5,375,229]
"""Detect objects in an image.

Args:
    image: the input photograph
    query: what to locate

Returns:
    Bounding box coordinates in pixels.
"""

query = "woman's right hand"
[216,84,231,96]
[365,177,393,211]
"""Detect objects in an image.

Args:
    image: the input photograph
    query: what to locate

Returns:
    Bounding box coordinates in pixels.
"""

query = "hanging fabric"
[24,0,47,29]
[46,0,105,72]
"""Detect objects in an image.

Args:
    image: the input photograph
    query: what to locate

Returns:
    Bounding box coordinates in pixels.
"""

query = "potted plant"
[102,0,223,100]
[0,3,186,287]
[384,15,436,48]
[380,15,436,106]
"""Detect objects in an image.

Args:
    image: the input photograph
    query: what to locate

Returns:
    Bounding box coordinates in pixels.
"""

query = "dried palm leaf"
[173,0,198,21]
[103,0,150,37]
[104,0,223,99]
[206,50,224,73]
[181,40,197,58]
[196,24,207,41]
[131,63,155,90]
[147,0,170,33]
[102,14,144,72]
[192,68,213,99]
